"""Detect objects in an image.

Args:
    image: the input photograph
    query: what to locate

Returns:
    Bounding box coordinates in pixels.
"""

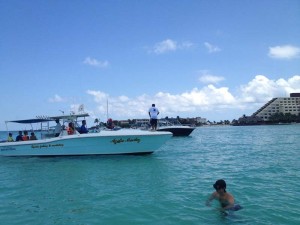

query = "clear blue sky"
[1,0,299,129]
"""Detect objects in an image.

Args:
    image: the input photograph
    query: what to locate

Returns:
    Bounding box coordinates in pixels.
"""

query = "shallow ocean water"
[0,125,299,225]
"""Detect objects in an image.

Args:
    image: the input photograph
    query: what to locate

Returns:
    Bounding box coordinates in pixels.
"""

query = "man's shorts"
[150,119,158,126]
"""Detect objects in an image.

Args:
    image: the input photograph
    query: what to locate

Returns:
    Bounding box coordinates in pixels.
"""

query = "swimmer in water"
[206,179,241,211]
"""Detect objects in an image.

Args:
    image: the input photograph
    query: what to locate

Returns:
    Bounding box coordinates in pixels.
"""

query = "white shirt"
[55,123,62,134]
[148,107,159,119]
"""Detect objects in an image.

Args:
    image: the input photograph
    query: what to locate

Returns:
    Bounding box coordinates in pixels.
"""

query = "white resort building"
[252,93,300,121]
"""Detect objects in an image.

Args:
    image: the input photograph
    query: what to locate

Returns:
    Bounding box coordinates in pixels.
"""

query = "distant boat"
[0,113,172,157]
[156,119,195,136]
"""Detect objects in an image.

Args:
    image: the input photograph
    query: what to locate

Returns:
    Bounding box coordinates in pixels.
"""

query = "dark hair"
[213,179,227,191]
[152,104,155,107]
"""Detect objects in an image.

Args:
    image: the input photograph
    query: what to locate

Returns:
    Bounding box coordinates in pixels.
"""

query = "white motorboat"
[156,119,195,136]
[0,113,172,156]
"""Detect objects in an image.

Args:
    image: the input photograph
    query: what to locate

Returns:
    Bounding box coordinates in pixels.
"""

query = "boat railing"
[131,122,151,130]
[158,119,182,127]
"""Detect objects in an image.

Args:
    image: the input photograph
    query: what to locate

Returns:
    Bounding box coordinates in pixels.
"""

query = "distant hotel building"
[252,93,300,121]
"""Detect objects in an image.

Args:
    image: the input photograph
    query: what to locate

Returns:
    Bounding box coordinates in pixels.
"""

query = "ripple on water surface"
[0,125,300,224]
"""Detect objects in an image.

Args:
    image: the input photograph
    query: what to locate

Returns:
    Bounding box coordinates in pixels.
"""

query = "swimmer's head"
[213,179,226,191]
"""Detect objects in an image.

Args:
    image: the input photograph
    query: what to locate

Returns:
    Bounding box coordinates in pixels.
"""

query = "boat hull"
[157,126,195,136]
[0,130,172,156]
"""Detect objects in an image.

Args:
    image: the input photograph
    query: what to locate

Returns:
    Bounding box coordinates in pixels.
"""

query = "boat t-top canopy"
[6,118,53,124]
[50,113,89,121]
[5,113,90,124]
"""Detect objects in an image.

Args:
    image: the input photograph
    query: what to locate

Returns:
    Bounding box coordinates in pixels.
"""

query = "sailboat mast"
[106,99,109,120]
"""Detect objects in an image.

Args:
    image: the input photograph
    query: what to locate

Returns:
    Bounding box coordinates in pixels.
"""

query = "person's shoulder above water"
[206,179,242,212]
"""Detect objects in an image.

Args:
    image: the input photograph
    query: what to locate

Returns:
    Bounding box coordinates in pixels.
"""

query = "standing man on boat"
[55,119,62,137]
[148,103,159,130]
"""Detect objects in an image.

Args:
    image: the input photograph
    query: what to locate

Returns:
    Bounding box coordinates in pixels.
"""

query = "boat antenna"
[59,110,64,115]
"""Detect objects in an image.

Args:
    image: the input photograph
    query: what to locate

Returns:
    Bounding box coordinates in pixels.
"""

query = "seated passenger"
[7,133,14,142]
[80,120,88,134]
[16,131,23,141]
[67,122,75,135]
[22,131,29,141]
[30,132,37,140]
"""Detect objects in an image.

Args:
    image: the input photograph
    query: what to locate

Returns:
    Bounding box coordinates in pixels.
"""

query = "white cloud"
[238,75,300,103]
[204,42,221,53]
[86,90,108,102]
[153,39,177,54]
[198,71,225,84]
[48,94,65,103]
[150,39,194,54]
[83,57,109,68]
[273,76,300,96]
[86,75,300,120]
[238,75,281,103]
[268,45,300,59]
[86,85,237,120]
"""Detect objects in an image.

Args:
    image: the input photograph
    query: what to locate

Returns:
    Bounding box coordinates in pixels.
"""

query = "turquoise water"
[0,125,299,225]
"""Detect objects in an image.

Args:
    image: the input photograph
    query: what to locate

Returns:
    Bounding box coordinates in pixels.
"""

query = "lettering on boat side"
[31,144,64,149]
[111,137,141,144]
[1,147,16,151]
